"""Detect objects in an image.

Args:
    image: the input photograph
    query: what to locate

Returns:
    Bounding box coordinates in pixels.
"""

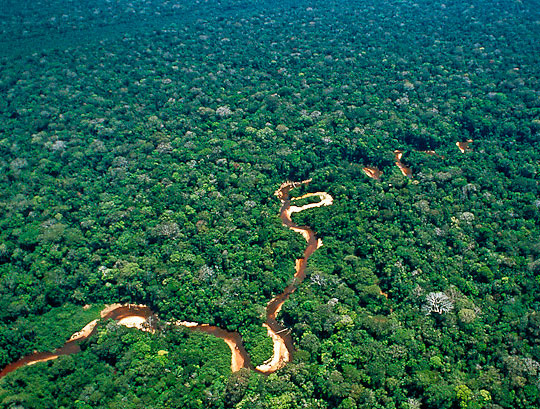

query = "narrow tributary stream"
[0,180,332,378]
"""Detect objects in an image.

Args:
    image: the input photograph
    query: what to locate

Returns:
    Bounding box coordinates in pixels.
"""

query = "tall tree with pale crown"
[423,292,454,315]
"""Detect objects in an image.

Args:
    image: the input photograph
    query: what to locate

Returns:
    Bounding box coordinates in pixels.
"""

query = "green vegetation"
[0,304,102,362]
[0,325,231,408]
[1,0,540,407]
[242,324,274,368]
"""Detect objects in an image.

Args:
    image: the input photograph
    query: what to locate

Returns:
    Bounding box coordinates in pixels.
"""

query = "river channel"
[0,180,332,378]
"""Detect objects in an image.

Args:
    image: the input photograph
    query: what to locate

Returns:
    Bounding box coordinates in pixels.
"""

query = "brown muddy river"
[394,150,413,178]
[363,166,382,180]
[456,139,473,153]
[0,305,154,378]
[0,180,333,378]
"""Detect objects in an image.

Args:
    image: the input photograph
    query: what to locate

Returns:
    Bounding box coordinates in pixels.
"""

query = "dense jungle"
[0,0,540,408]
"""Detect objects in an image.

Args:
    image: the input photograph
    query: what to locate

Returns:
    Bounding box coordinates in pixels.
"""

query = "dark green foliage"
[1,0,540,408]
[241,324,273,368]
[0,324,231,408]
[0,304,103,368]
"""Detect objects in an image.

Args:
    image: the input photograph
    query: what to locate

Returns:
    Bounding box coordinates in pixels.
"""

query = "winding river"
[0,305,155,378]
[0,179,332,378]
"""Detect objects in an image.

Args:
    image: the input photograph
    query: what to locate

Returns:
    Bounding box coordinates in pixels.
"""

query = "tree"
[423,292,454,315]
